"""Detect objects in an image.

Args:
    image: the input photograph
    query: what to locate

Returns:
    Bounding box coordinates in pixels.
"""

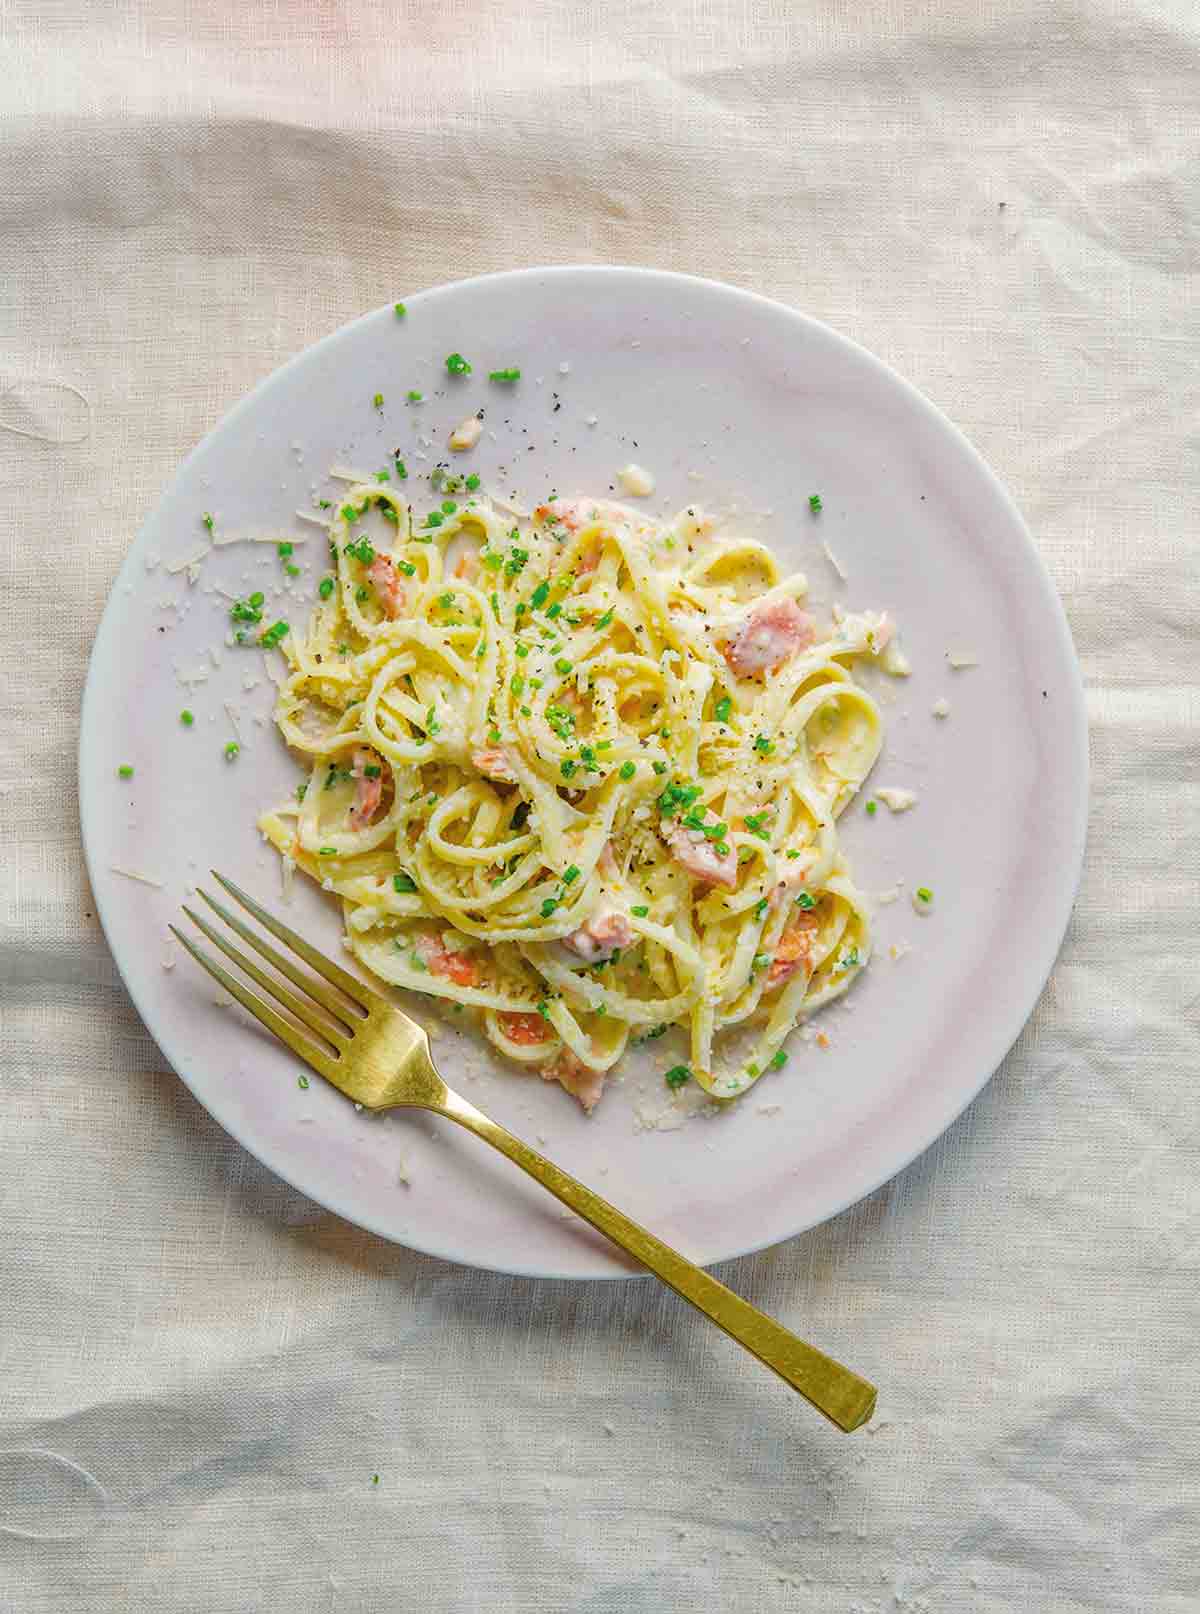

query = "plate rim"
[79,264,1089,1279]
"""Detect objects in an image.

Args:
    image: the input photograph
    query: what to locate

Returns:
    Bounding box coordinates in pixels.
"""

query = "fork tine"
[182,904,350,1051]
[212,871,384,1009]
[168,925,340,1079]
[197,886,362,1031]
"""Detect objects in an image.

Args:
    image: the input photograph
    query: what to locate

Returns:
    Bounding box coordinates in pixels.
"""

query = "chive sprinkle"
[224,742,240,761]
[117,764,134,779]
[619,760,636,780]
[394,302,406,317]
[179,710,194,727]
[488,367,521,383]
[714,696,732,723]
[664,1065,692,1090]
[445,352,472,376]
[809,493,822,513]
[298,1075,310,1089]
[631,904,649,917]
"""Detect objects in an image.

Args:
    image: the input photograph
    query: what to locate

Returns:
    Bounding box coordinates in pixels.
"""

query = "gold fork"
[171,873,877,1432]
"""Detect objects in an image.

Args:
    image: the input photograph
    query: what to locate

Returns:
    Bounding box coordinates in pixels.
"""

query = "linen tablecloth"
[2,2,1197,1608]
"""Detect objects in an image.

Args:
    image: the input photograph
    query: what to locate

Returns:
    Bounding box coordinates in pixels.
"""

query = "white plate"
[80,267,1087,1279]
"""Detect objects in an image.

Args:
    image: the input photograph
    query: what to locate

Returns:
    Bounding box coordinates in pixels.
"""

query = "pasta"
[258,481,901,1111]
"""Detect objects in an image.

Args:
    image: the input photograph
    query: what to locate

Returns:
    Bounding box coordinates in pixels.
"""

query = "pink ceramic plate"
[80,267,1087,1278]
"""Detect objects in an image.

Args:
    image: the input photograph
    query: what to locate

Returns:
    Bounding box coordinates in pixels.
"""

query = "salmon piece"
[562,906,634,964]
[413,930,481,987]
[542,1050,607,1113]
[471,746,517,785]
[723,597,814,677]
[767,911,819,987]
[348,747,384,829]
[499,1011,552,1045]
[367,554,405,619]
[665,824,738,890]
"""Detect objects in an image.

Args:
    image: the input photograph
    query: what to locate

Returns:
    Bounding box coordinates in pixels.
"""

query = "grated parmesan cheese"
[616,463,655,497]
[876,787,918,813]
[110,865,163,889]
[821,540,847,581]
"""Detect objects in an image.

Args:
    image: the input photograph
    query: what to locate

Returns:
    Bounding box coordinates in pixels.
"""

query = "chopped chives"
[631,904,649,918]
[445,352,471,375]
[488,367,521,382]
[318,576,335,600]
[179,710,194,727]
[664,1065,692,1090]
[619,761,636,780]
[394,302,406,317]
[117,764,134,779]
[224,742,240,761]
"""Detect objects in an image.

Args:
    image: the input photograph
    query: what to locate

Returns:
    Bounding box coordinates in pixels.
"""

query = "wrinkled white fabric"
[1,2,1197,1609]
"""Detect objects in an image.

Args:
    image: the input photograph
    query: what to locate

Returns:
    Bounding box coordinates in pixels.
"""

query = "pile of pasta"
[259,482,899,1110]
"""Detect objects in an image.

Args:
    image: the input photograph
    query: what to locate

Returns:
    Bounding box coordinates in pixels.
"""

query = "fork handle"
[436,1088,876,1432]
